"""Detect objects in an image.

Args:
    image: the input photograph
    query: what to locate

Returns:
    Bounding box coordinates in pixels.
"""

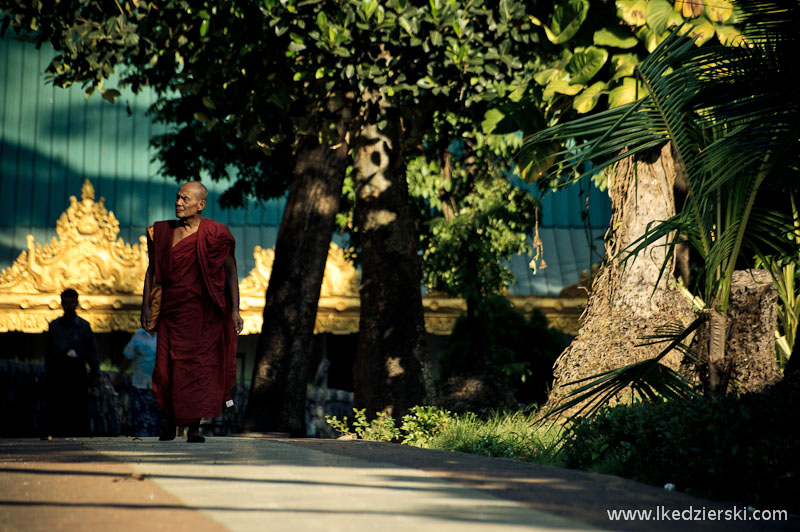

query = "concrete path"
[0,437,796,532]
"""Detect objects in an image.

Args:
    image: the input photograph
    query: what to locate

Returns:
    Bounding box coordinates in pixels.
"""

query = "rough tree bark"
[687,269,782,393]
[352,121,436,419]
[242,115,351,435]
[544,143,696,412]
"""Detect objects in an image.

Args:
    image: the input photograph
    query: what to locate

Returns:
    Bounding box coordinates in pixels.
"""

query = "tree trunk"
[352,121,435,419]
[544,143,696,413]
[707,309,730,393]
[242,127,350,435]
[689,270,782,394]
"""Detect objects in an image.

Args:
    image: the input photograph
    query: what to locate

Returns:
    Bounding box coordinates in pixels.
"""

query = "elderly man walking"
[141,181,243,443]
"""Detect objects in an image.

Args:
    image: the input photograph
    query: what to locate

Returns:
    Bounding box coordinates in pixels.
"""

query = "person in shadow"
[113,328,163,436]
[44,288,100,437]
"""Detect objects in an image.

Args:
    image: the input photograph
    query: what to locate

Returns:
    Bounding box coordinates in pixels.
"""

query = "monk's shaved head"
[181,181,208,201]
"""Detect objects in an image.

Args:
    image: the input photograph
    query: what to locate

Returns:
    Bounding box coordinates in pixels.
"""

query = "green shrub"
[325,408,400,442]
[427,408,564,465]
[560,379,800,511]
[399,405,454,446]
[326,406,455,445]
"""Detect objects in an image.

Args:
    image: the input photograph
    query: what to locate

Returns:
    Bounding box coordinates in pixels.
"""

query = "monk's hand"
[232,311,244,334]
[141,306,152,331]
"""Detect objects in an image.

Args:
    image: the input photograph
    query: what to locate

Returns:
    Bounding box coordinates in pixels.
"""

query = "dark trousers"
[44,363,90,437]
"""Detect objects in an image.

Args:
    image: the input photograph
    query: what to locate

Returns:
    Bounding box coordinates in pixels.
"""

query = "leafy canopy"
[1,0,545,207]
[486,0,742,187]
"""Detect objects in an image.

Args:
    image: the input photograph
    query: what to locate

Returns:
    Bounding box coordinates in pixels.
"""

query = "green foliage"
[326,405,564,466]
[416,179,538,302]
[325,408,400,442]
[435,416,521,459]
[533,0,590,44]
[427,409,562,463]
[438,296,567,405]
[1,0,543,205]
[326,406,451,444]
[405,112,542,308]
[560,380,800,511]
[755,195,800,368]
[484,0,743,188]
[527,0,740,116]
[398,405,454,446]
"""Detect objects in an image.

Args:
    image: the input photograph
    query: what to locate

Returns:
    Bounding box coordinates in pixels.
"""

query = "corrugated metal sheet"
[0,32,284,278]
[0,32,610,296]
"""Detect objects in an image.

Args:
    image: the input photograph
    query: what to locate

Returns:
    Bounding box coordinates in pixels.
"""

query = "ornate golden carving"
[238,243,361,334]
[0,180,148,333]
[238,246,275,300]
[0,179,587,336]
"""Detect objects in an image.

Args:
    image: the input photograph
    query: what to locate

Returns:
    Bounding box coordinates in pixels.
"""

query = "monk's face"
[175,183,206,219]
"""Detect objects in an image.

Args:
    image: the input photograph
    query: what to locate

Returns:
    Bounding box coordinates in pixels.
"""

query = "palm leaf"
[543,317,705,420]
[636,323,703,363]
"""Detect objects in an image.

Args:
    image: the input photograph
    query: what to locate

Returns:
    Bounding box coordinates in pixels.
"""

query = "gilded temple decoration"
[0,180,148,333]
[0,179,586,336]
[238,243,362,335]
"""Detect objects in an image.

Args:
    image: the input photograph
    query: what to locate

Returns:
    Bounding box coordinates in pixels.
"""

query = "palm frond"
[636,323,703,364]
[543,317,705,420]
[742,208,800,257]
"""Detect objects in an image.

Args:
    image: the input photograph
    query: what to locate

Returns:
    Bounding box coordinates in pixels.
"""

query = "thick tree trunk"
[544,143,696,413]
[546,145,784,413]
[241,129,350,435]
[689,270,782,394]
[352,122,435,419]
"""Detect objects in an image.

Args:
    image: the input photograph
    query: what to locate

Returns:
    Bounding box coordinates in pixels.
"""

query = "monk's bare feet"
[187,423,205,443]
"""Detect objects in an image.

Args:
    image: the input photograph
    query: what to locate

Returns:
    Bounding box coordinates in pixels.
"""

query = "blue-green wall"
[0,32,283,278]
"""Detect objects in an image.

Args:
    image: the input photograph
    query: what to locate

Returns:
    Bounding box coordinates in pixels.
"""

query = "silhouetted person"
[44,288,100,437]
[141,182,242,443]
[113,328,162,436]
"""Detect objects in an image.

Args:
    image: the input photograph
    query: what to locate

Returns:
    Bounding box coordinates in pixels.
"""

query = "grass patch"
[327,406,564,467]
[426,409,564,466]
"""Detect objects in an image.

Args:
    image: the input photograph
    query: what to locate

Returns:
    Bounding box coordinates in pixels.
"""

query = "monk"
[141,181,243,443]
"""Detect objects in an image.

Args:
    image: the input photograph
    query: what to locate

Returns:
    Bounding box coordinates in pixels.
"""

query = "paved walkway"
[0,437,797,532]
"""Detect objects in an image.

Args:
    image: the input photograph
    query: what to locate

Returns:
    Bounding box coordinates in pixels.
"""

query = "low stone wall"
[0,361,249,437]
[1,361,351,438]
[305,385,354,438]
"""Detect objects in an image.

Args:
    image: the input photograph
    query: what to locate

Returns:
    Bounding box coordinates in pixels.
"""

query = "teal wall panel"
[0,32,282,278]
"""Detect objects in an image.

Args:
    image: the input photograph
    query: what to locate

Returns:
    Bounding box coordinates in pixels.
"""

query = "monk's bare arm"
[141,263,154,331]
[225,252,243,333]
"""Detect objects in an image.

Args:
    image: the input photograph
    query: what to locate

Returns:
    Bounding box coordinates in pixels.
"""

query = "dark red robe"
[148,218,237,425]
